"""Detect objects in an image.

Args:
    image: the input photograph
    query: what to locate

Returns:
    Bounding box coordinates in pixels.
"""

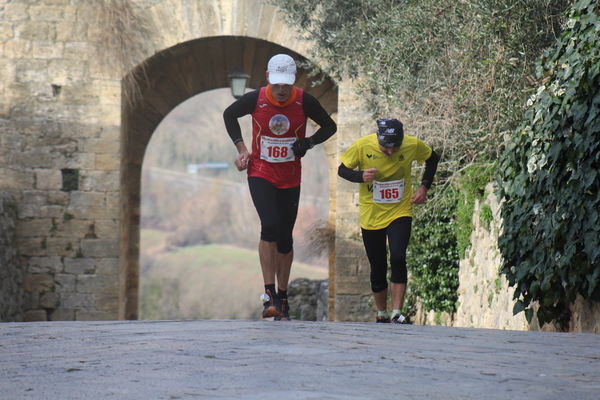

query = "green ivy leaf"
[513,300,526,315]
[525,308,534,324]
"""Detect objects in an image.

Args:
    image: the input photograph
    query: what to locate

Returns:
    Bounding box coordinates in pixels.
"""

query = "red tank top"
[247,86,307,188]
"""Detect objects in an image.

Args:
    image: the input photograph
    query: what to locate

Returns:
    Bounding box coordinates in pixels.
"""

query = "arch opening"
[140,88,330,320]
[119,36,338,319]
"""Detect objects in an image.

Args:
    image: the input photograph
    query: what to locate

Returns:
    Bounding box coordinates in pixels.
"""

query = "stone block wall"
[415,183,539,329]
[331,80,377,322]
[452,183,530,330]
[288,278,328,321]
[0,191,23,321]
[1,0,126,321]
[418,183,600,333]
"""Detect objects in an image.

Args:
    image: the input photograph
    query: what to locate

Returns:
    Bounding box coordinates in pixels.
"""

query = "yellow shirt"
[340,133,432,230]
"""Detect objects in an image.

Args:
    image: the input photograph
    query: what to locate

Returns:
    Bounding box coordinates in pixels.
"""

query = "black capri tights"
[361,217,412,293]
[248,177,300,254]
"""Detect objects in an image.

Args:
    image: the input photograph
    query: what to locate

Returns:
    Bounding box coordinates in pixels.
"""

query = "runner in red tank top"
[247,85,306,188]
[223,54,337,320]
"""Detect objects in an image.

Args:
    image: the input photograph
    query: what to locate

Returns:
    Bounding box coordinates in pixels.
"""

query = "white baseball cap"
[267,54,297,85]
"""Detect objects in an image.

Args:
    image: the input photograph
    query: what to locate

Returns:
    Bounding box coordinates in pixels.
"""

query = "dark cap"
[376,118,404,148]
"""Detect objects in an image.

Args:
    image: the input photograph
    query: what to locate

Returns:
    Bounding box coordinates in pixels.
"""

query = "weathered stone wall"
[452,183,530,330]
[417,183,600,333]
[0,191,23,321]
[288,278,328,321]
[568,295,600,333]
[331,81,376,322]
[1,0,122,321]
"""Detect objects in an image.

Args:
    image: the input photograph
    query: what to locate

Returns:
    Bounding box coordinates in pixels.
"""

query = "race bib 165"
[372,179,404,203]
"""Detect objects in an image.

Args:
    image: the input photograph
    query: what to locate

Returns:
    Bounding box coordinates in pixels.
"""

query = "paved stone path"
[1,320,599,399]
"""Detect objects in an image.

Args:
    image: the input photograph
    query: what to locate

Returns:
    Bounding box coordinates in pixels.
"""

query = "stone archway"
[119,36,338,319]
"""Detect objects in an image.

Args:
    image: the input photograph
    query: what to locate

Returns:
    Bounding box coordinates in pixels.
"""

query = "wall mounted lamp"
[228,69,250,99]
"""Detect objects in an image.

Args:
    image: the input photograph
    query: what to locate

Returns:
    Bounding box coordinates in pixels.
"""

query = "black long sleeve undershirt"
[421,150,439,189]
[223,89,337,145]
[337,149,440,188]
[337,163,365,183]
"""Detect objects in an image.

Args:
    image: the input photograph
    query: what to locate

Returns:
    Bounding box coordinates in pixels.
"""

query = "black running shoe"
[261,289,281,318]
[376,315,391,323]
[275,298,290,321]
[391,314,411,324]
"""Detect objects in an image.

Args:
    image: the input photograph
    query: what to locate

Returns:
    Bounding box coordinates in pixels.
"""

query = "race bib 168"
[260,136,296,163]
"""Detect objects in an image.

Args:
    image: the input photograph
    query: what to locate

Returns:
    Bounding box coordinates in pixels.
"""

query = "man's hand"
[292,138,313,157]
[235,151,250,171]
[362,168,378,182]
[412,185,428,204]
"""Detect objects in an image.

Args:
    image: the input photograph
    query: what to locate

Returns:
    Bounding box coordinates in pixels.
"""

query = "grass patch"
[139,229,327,321]
[480,204,493,231]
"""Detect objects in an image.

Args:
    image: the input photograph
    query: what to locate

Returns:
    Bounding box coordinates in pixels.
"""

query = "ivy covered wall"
[497,0,600,329]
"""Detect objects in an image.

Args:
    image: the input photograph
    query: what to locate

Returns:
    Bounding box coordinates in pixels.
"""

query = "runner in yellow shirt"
[338,118,439,323]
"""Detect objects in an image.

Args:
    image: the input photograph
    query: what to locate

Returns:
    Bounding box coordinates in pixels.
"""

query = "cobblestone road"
[1,320,599,399]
